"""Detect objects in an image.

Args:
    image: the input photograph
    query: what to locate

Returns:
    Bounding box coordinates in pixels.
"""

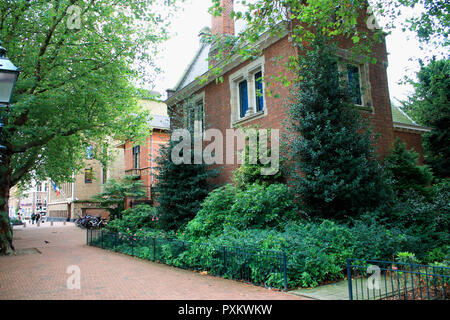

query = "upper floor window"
[239,80,249,118]
[336,48,373,112]
[132,145,140,169]
[229,56,266,125]
[347,64,362,105]
[36,184,42,192]
[86,145,94,159]
[185,93,205,134]
[85,168,93,183]
[255,71,264,112]
[102,167,107,184]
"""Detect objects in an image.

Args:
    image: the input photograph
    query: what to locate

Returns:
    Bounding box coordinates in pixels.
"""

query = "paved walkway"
[291,280,349,300]
[0,224,305,300]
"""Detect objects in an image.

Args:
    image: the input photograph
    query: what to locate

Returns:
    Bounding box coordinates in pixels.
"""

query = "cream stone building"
[47,144,125,221]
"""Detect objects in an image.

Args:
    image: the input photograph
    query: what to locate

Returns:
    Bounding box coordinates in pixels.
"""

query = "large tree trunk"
[0,152,15,255]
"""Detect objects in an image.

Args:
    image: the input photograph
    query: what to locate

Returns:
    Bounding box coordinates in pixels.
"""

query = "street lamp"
[0,41,20,153]
[0,41,20,104]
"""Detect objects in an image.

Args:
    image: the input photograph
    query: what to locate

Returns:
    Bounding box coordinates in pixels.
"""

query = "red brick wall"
[393,129,425,164]
[124,129,169,207]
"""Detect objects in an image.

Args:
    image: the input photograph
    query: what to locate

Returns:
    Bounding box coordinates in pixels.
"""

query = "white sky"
[152,0,445,104]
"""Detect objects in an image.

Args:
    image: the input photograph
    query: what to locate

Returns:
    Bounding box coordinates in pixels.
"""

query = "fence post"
[223,246,227,275]
[347,259,353,300]
[283,252,288,291]
[153,237,156,261]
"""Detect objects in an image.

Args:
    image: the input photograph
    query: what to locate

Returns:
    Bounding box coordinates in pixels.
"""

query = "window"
[185,93,205,134]
[229,56,266,124]
[335,48,373,111]
[239,80,249,118]
[85,168,93,184]
[347,64,362,105]
[86,145,94,159]
[102,167,107,184]
[132,145,140,169]
[44,183,48,192]
[36,184,42,192]
[255,71,264,112]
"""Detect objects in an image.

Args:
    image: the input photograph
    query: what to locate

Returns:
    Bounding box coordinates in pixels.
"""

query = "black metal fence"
[87,229,288,290]
[347,258,450,300]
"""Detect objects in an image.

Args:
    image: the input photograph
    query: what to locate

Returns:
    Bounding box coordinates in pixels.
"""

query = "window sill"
[232,111,266,127]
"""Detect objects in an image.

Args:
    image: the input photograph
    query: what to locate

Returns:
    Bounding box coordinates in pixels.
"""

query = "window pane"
[255,71,264,112]
[85,168,93,183]
[239,80,248,118]
[347,65,362,105]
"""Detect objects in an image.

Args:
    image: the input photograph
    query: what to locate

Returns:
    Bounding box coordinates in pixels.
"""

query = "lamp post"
[0,41,20,158]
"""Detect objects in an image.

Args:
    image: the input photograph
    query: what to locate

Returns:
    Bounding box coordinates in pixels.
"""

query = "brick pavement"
[0,224,304,300]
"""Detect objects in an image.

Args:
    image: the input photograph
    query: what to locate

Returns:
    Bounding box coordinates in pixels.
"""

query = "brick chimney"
[211,0,235,36]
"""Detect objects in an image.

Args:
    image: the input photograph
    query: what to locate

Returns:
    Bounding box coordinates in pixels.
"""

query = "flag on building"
[51,181,61,196]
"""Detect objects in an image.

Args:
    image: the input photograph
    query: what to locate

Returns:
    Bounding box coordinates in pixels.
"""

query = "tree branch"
[10,150,39,187]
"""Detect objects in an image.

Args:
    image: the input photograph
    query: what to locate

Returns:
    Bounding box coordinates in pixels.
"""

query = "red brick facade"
[167,3,426,185]
[123,129,169,208]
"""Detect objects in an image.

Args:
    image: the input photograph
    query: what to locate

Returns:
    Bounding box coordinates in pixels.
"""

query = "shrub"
[184,184,236,239]
[384,138,433,198]
[106,204,158,234]
[185,183,299,239]
[390,179,450,259]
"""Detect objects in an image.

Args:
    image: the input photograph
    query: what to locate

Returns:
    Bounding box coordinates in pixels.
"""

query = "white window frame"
[229,56,267,127]
[184,91,205,136]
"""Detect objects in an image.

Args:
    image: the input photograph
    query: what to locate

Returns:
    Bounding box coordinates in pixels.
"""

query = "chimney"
[211,0,235,36]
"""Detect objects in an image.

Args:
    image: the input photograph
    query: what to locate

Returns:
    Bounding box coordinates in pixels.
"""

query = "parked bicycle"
[75,214,107,229]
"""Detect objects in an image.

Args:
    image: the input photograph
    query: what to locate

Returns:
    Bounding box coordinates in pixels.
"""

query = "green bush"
[390,179,450,258]
[106,204,158,234]
[384,138,433,198]
[185,183,299,239]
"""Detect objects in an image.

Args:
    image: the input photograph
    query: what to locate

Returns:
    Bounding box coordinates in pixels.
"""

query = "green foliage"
[185,183,299,239]
[390,179,450,258]
[402,58,450,178]
[395,251,419,264]
[91,176,146,221]
[184,184,236,239]
[154,99,220,231]
[0,0,180,254]
[106,204,158,234]
[286,34,394,220]
[194,219,415,288]
[384,138,434,197]
[232,127,284,190]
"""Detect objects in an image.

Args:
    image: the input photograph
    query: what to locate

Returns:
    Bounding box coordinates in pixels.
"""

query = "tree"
[286,34,394,220]
[0,0,178,254]
[232,126,283,190]
[91,175,147,221]
[153,99,220,231]
[384,138,434,197]
[401,58,449,178]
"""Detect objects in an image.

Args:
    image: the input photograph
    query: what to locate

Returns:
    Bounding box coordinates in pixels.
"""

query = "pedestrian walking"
[31,213,35,224]
[35,212,41,224]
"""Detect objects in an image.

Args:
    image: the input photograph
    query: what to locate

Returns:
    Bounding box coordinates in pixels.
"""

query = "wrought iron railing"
[347,258,450,300]
[87,229,288,290]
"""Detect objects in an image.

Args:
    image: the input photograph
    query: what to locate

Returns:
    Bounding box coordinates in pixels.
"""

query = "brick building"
[120,97,170,208]
[165,0,429,185]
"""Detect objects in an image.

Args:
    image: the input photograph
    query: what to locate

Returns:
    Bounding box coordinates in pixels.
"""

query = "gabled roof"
[391,104,416,125]
[173,42,211,92]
